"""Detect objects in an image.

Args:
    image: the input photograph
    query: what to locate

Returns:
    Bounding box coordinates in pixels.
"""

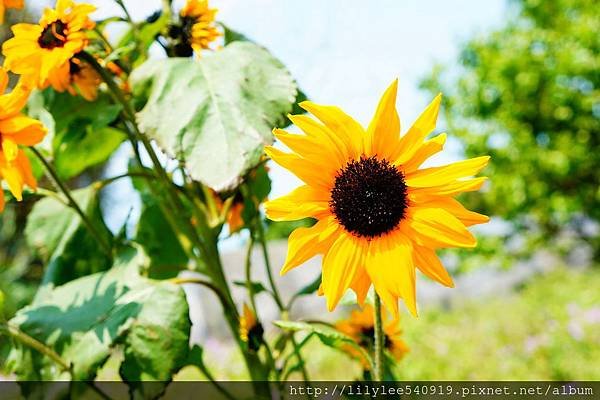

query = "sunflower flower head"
[0,68,46,211]
[2,0,96,87]
[0,0,24,25]
[169,0,220,57]
[239,303,264,352]
[44,58,101,101]
[265,79,490,318]
[336,304,409,367]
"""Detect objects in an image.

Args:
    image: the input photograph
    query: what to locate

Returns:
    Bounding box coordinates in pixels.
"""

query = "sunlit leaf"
[24,186,113,286]
[131,42,297,190]
[6,247,191,383]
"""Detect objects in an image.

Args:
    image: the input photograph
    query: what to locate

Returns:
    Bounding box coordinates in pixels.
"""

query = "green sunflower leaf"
[273,320,374,370]
[6,247,192,384]
[233,280,269,295]
[24,186,113,287]
[131,168,189,279]
[130,41,297,191]
[27,89,125,180]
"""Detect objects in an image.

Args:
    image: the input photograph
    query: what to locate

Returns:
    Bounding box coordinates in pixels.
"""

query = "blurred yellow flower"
[0,68,46,211]
[239,303,263,352]
[265,80,489,317]
[45,58,100,101]
[337,304,409,367]
[180,0,220,53]
[2,0,95,88]
[0,149,36,212]
[0,0,23,24]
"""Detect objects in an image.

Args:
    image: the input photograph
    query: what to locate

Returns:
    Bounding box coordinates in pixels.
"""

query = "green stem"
[0,323,69,372]
[97,171,156,188]
[373,293,384,381]
[78,51,201,258]
[194,358,237,400]
[30,147,112,257]
[255,222,284,310]
[114,0,134,23]
[255,221,311,383]
[169,277,229,306]
[81,50,269,394]
[244,237,258,312]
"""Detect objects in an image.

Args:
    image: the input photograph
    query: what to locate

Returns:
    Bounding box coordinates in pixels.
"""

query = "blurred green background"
[1,0,599,381]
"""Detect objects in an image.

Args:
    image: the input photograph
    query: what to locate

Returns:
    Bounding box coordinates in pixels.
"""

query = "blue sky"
[88,0,507,197]
[33,0,507,233]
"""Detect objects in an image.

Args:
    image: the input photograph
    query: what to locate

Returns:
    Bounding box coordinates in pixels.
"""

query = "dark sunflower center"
[69,60,81,76]
[38,20,68,49]
[247,323,264,352]
[330,156,408,238]
[359,327,392,350]
[167,17,196,57]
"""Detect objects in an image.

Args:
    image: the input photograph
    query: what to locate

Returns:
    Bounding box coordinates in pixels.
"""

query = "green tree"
[423,0,600,260]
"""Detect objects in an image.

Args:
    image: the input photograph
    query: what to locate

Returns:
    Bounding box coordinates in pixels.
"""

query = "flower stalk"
[373,293,384,381]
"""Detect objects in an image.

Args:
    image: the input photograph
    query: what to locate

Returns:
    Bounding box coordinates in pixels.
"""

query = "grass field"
[174,266,600,381]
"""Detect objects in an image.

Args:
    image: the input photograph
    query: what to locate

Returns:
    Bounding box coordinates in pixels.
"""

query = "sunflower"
[336,304,408,367]
[239,303,264,352]
[173,0,220,55]
[2,0,95,88]
[0,69,46,211]
[44,58,100,101]
[0,0,24,25]
[264,80,489,317]
[0,150,36,212]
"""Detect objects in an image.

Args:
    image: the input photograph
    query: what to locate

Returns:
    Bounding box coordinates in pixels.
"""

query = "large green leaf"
[6,247,191,383]
[28,89,124,180]
[130,167,189,279]
[131,42,297,191]
[24,186,113,286]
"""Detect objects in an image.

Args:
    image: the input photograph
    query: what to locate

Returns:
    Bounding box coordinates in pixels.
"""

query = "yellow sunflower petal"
[287,114,349,164]
[0,163,24,201]
[322,231,366,311]
[0,68,8,94]
[299,101,364,160]
[0,190,5,212]
[400,132,447,172]
[405,156,490,187]
[15,150,36,190]
[412,244,454,287]
[265,146,333,189]
[280,216,339,275]
[407,207,476,248]
[273,128,339,175]
[350,266,371,307]
[409,177,488,198]
[364,79,400,160]
[365,232,417,317]
[392,93,442,165]
[0,77,33,118]
[1,137,18,162]
[0,115,46,146]
[415,197,489,227]
[5,0,24,8]
[264,185,330,222]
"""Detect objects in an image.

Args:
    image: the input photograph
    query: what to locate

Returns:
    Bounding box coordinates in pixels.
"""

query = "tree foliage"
[422,0,599,258]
